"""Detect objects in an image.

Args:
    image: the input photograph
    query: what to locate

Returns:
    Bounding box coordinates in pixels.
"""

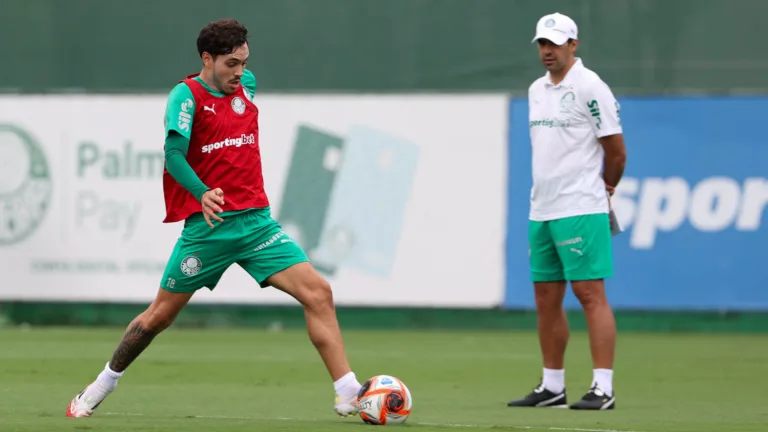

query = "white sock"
[333,371,362,399]
[542,368,565,394]
[78,363,122,405]
[592,369,613,396]
[96,362,124,390]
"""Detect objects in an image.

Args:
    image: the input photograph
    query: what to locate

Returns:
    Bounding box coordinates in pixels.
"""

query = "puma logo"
[204,104,216,115]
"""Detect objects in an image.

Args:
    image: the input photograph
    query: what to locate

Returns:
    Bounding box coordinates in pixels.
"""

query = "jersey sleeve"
[164,132,210,201]
[163,83,195,140]
[583,80,622,138]
[241,69,257,101]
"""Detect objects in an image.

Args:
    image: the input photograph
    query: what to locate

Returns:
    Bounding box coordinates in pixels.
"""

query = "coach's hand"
[201,188,225,228]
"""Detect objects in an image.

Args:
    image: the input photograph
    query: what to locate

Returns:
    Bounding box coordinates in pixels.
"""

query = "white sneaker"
[334,393,359,417]
[65,382,113,418]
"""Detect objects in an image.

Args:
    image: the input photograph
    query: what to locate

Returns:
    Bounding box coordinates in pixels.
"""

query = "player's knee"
[138,289,190,332]
[138,308,177,333]
[301,278,335,314]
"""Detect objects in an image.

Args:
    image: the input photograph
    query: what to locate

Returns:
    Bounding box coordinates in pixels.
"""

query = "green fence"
[1,0,764,94]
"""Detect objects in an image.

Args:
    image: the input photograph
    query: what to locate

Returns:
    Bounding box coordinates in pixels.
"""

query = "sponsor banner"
[505,96,768,310]
[0,94,508,307]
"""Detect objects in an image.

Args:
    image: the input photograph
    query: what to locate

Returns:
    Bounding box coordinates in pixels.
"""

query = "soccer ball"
[357,375,412,425]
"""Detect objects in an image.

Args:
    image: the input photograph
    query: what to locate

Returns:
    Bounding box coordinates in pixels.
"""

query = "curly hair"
[196,19,249,58]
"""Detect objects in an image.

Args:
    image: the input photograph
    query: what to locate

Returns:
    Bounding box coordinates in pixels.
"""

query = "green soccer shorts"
[528,213,613,282]
[160,207,309,293]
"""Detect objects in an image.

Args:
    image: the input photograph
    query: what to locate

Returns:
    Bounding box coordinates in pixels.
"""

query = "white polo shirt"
[527,58,622,222]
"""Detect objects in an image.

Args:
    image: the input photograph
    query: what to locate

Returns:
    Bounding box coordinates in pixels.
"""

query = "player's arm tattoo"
[109,323,158,372]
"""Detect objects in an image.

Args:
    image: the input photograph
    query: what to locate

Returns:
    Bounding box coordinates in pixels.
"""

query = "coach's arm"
[599,134,626,195]
[584,79,627,195]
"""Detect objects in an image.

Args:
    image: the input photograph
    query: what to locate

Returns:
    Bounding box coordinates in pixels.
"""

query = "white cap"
[531,12,578,46]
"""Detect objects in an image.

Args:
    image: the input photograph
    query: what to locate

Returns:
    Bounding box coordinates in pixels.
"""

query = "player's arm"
[585,80,627,194]
[164,133,209,201]
[163,83,209,202]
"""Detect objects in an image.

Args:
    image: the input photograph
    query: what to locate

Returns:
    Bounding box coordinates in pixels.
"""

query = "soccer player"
[506,13,626,410]
[66,19,362,418]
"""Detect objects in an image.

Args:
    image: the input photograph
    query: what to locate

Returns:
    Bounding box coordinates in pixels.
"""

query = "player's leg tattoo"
[109,321,158,372]
[107,290,192,372]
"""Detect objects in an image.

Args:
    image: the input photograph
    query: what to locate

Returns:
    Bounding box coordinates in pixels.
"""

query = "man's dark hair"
[197,19,248,58]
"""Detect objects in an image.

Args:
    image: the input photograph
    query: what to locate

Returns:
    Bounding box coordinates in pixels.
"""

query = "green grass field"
[1,327,766,431]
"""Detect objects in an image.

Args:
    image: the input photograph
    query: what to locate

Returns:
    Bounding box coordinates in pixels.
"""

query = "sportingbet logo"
[201,134,256,154]
[612,176,768,249]
[530,118,571,128]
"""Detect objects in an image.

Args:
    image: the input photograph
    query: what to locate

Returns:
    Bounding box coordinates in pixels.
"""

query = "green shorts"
[528,213,613,282]
[160,207,309,293]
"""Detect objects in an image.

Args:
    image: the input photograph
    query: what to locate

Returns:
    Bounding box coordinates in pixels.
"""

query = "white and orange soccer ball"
[356,375,412,425]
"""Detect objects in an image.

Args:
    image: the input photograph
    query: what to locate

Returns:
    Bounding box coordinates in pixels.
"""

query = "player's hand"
[605,183,616,197]
[201,188,225,228]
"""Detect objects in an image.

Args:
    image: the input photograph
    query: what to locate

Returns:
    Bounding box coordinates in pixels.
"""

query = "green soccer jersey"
[161,70,258,202]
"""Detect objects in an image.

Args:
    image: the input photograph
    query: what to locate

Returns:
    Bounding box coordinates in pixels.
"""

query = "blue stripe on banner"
[504,96,768,311]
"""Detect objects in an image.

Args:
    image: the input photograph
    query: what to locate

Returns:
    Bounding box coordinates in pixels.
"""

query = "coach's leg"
[535,281,569,372]
[556,214,616,409]
[572,280,616,385]
[530,219,569,397]
[508,220,568,407]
